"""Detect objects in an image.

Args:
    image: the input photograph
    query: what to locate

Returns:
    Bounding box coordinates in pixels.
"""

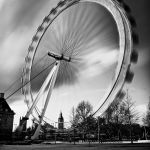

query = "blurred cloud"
[125,0,150,48]
[0,0,4,8]
[80,49,118,78]
[0,0,50,40]
[134,48,150,68]
[0,0,54,92]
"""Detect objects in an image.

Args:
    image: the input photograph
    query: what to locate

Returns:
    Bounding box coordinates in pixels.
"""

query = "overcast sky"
[0,0,150,127]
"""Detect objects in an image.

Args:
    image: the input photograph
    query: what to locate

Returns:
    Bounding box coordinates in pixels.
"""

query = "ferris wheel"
[21,0,138,139]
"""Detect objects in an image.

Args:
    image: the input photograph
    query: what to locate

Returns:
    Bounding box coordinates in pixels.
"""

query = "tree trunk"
[130,124,133,144]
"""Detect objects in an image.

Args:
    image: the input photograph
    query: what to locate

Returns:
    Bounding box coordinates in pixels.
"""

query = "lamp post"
[98,117,100,143]
[54,122,57,144]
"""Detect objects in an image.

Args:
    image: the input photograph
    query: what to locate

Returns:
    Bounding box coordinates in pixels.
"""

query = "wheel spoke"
[31,61,60,139]
[25,61,59,118]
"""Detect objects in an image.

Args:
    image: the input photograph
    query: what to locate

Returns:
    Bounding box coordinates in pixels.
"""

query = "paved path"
[1,143,150,150]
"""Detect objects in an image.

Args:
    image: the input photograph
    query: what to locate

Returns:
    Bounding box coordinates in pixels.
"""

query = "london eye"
[20,0,138,139]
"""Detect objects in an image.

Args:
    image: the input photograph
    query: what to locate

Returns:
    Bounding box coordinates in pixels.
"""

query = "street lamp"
[98,117,100,143]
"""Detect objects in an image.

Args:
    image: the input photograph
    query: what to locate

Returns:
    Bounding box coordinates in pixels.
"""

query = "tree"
[70,101,93,126]
[123,93,139,124]
[143,97,150,127]
[142,98,150,140]
[75,101,93,122]
[104,98,125,140]
[103,89,139,142]
[70,107,78,128]
[122,89,139,143]
[70,101,96,140]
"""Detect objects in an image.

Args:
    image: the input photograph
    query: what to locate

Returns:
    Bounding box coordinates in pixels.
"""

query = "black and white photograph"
[0,0,150,149]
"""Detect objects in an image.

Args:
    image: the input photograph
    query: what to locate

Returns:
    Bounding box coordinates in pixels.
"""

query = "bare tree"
[143,97,150,127]
[104,98,127,140]
[104,89,139,142]
[70,107,78,128]
[75,101,93,123]
[70,101,94,140]
[123,89,139,143]
[123,90,139,123]
[142,97,150,140]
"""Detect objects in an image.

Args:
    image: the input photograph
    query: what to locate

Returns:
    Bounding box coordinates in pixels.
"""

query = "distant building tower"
[19,116,27,132]
[0,93,15,141]
[58,112,64,130]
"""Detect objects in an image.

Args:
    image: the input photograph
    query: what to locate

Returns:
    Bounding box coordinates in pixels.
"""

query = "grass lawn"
[1,143,150,150]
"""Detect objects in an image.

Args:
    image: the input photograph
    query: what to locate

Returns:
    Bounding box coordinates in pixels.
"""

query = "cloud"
[0,0,4,9]
[134,48,150,68]
[0,27,33,92]
[0,0,50,31]
[0,0,64,94]
[80,49,118,78]
[0,0,55,47]
[0,0,54,92]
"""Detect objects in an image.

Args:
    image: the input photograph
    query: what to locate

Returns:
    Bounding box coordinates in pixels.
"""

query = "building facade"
[0,93,15,141]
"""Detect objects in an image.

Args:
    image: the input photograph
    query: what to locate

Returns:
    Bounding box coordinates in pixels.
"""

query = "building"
[0,93,15,141]
[19,116,27,132]
[58,112,64,130]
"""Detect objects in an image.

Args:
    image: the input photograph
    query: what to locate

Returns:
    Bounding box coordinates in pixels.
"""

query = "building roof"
[58,112,64,120]
[0,93,15,114]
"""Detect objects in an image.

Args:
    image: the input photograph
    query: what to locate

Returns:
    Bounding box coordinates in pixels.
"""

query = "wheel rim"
[22,0,135,121]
